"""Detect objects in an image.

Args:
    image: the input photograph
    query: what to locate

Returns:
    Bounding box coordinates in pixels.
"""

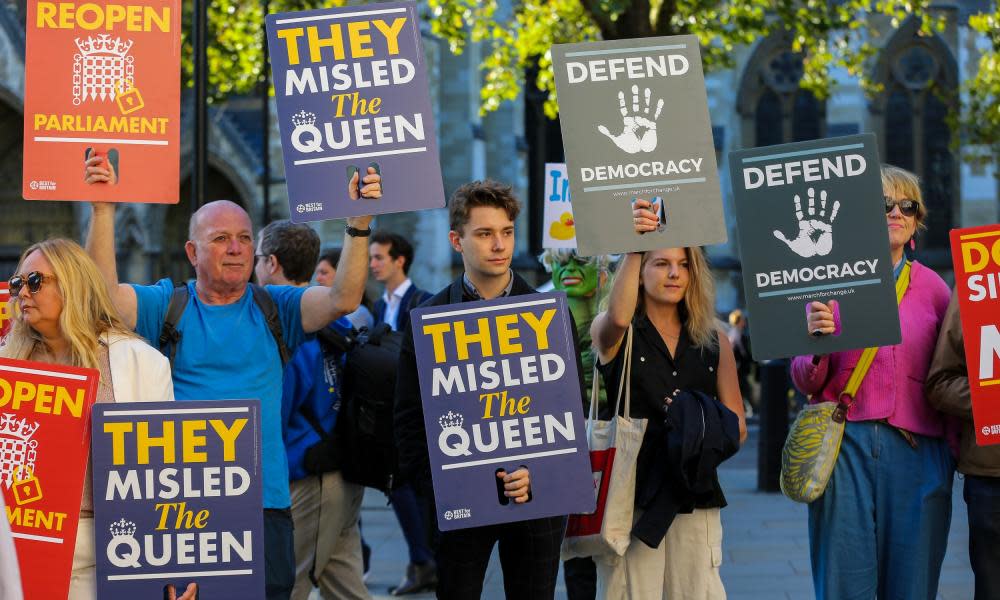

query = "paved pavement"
[313,425,974,599]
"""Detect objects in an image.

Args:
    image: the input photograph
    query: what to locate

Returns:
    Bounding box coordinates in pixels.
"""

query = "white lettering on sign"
[566,55,689,84]
[743,154,866,189]
[754,259,879,288]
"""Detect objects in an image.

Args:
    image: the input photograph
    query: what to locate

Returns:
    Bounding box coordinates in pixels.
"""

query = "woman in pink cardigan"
[791,165,953,600]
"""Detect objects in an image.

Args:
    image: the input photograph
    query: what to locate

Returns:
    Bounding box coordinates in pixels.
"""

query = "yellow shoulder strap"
[842,261,911,398]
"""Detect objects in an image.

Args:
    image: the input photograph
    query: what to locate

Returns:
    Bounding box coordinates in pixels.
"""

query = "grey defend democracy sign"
[266,1,444,222]
[729,133,901,360]
[410,292,595,531]
[551,35,726,256]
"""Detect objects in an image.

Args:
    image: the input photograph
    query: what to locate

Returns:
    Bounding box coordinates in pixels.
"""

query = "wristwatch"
[345,225,371,238]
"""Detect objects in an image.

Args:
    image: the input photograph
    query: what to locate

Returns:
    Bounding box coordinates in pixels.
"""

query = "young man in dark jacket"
[393,180,584,599]
[926,290,1000,600]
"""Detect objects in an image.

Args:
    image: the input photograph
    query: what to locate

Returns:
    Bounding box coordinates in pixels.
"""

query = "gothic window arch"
[738,36,826,148]
[870,20,958,257]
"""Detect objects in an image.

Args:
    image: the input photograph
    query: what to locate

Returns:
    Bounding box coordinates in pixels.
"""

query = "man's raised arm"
[85,202,138,329]
[300,167,381,333]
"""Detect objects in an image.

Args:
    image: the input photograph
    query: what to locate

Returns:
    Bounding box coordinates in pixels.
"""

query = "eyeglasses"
[884,196,919,217]
[8,271,57,296]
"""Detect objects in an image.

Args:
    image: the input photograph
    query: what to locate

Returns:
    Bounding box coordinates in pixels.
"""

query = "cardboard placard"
[266,1,445,222]
[950,225,1000,446]
[0,358,99,599]
[0,283,10,340]
[551,35,726,256]
[542,163,577,249]
[92,400,265,597]
[729,134,901,360]
[22,0,181,203]
[410,292,595,530]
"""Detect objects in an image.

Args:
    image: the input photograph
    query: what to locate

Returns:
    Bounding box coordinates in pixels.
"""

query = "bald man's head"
[184,200,256,292]
[189,200,252,241]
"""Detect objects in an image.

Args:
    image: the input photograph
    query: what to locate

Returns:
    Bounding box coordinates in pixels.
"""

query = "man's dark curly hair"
[448,180,521,234]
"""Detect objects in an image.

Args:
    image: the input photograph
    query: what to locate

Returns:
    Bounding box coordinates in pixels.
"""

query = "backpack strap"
[249,283,291,366]
[158,282,190,367]
[158,282,291,367]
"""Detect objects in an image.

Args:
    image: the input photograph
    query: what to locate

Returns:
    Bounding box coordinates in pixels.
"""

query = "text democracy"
[743,154,866,189]
[756,259,879,288]
[566,54,690,84]
[581,158,703,183]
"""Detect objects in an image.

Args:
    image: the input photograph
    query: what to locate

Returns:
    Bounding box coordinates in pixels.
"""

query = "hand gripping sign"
[410,292,595,530]
[0,357,99,599]
[92,400,265,598]
[265,1,445,222]
[22,1,182,203]
[951,225,1000,446]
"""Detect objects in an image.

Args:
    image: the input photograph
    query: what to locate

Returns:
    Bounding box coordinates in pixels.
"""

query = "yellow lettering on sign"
[36,2,170,33]
[5,506,68,532]
[0,378,84,418]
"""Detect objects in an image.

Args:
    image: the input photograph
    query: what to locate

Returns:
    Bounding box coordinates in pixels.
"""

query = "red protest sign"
[0,283,10,340]
[951,225,1000,446]
[22,1,181,203]
[0,358,99,598]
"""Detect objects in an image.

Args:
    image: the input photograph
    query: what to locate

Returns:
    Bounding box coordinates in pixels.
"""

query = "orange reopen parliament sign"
[22,1,180,204]
[0,358,99,599]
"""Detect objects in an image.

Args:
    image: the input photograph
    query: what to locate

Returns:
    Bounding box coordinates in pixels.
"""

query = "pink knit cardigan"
[791,261,951,438]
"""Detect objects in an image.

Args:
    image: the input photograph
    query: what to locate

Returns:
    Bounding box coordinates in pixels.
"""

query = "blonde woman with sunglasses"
[791,165,955,599]
[1,239,174,599]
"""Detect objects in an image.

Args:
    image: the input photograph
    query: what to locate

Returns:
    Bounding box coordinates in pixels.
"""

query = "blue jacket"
[282,318,352,481]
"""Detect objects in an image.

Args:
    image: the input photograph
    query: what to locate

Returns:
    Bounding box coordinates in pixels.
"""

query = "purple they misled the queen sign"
[266,1,444,222]
[411,292,596,531]
[92,400,264,598]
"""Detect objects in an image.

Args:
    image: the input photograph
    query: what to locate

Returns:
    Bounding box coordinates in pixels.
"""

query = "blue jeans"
[964,474,1000,600]
[808,421,954,600]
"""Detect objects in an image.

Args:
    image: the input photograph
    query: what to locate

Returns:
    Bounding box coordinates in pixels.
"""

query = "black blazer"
[373,282,431,333]
[392,272,587,486]
[631,389,740,548]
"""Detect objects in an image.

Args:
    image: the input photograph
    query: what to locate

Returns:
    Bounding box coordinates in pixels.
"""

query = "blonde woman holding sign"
[590,205,746,599]
[1,239,174,599]
[790,166,954,600]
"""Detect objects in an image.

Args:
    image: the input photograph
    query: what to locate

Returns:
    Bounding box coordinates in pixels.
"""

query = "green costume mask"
[551,255,601,299]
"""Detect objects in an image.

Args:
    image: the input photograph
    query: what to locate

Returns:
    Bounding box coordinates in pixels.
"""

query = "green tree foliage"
[426,0,957,118]
[181,0,346,100]
[191,0,995,164]
[950,7,999,167]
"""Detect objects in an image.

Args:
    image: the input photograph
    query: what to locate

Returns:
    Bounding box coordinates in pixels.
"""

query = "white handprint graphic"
[597,85,664,154]
[773,188,841,258]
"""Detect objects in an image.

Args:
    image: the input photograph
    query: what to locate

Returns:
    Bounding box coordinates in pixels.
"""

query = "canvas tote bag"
[562,325,648,559]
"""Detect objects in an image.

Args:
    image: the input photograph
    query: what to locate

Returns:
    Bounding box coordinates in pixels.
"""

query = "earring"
[910,238,916,251]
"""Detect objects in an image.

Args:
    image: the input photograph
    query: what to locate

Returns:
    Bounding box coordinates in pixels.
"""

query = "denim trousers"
[964,474,1000,600]
[808,421,954,600]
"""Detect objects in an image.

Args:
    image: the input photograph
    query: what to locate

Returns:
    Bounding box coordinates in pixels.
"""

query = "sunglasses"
[884,197,919,217]
[8,271,57,296]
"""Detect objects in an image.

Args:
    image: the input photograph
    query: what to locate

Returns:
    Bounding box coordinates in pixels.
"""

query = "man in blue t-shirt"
[85,162,381,600]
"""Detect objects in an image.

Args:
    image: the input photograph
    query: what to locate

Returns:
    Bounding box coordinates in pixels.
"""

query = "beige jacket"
[926,290,1000,477]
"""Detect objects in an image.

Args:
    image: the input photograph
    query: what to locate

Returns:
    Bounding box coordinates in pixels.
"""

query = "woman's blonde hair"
[881,164,928,231]
[603,247,719,349]
[2,239,134,369]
